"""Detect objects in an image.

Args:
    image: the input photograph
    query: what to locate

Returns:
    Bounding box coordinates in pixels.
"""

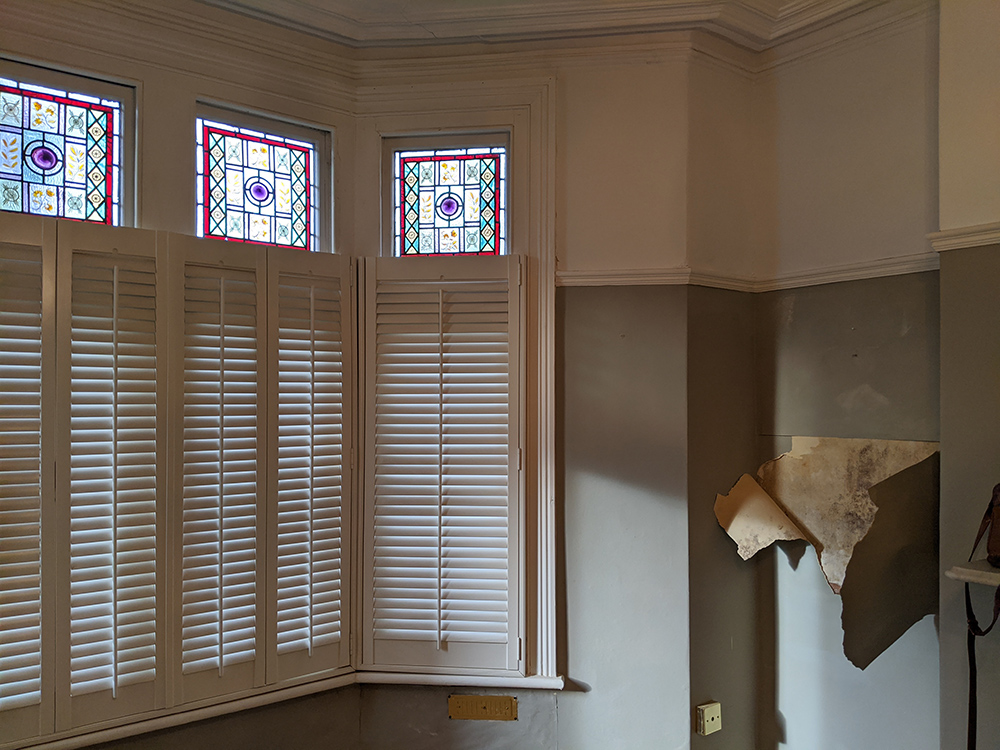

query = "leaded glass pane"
[393,147,506,256]
[0,77,121,224]
[196,118,317,251]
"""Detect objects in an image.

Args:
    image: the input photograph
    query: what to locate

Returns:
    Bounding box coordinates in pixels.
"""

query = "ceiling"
[200,0,874,50]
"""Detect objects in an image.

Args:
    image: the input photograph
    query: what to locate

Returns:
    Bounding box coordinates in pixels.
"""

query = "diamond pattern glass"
[197,118,317,251]
[394,147,506,256]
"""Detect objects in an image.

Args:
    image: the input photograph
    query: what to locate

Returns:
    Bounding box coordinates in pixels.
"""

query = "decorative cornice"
[756,0,932,74]
[199,0,873,51]
[3,0,934,98]
[555,252,940,291]
[928,222,1000,253]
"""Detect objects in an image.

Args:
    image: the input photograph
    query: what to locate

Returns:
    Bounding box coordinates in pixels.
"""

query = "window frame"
[194,103,333,254]
[380,133,509,260]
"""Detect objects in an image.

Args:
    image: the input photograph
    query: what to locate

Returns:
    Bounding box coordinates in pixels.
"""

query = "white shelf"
[946,559,1000,586]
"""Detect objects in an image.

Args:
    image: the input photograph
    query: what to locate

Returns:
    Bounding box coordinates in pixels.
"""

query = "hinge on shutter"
[518,638,523,661]
[517,448,523,472]
[518,261,522,287]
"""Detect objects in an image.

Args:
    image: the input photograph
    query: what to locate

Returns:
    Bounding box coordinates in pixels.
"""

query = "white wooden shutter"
[0,216,54,744]
[171,236,265,703]
[362,255,521,673]
[267,249,352,682]
[56,223,163,727]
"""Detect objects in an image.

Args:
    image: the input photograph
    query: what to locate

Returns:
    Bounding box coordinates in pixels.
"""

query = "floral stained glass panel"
[0,78,121,224]
[197,118,317,251]
[394,147,506,256]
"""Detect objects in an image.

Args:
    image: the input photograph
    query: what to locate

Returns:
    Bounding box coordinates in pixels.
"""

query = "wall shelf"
[945,560,1000,586]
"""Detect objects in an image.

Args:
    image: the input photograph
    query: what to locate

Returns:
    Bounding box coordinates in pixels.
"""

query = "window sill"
[12,671,564,750]
[355,672,565,690]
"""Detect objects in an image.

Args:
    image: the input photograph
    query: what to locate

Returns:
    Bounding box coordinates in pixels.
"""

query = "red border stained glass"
[394,148,506,256]
[197,118,316,250]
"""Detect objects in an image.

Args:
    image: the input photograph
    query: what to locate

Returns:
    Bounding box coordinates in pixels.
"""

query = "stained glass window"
[393,147,506,256]
[0,77,121,224]
[197,117,317,251]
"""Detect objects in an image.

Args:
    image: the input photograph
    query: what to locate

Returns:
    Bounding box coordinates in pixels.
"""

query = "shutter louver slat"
[69,251,158,703]
[181,265,259,678]
[0,248,43,713]
[275,272,343,662]
[367,259,518,670]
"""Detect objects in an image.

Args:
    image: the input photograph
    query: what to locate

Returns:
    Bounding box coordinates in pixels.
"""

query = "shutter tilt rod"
[437,288,444,651]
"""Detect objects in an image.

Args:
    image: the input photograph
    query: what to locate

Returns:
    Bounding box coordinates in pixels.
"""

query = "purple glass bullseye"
[248,181,270,202]
[440,197,459,216]
[30,146,59,171]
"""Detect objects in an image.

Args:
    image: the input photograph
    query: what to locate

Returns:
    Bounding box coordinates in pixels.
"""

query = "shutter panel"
[363,255,521,673]
[267,249,351,682]
[172,237,265,703]
[0,222,49,744]
[57,222,163,727]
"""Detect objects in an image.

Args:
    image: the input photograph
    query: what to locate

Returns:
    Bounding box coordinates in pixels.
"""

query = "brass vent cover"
[448,695,518,721]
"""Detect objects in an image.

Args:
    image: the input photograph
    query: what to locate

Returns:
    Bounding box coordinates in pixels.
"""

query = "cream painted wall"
[765,9,938,281]
[686,53,767,282]
[555,60,689,273]
[938,0,1000,230]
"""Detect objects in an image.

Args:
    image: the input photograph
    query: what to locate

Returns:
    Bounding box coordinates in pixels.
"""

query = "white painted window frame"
[193,103,333,254]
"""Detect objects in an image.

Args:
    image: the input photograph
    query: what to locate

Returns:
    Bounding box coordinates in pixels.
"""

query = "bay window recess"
[0,216,530,750]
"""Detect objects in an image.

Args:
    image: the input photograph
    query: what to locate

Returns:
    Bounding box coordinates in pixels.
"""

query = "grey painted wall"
[939,246,1000,750]
[756,273,940,443]
[756,272,941,750]
[557,285,691,750]
[89,686,361,750]
[359,686,556,750]
[686,286,759,749]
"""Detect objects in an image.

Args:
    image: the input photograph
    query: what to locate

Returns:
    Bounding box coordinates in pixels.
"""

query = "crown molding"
[929,222,1000,253]
[347,0,931,85]
[4,0,933,99]
[352,35,694,87]
[199,0,875,51]
[756,0,933,74]
[555,252,939,291]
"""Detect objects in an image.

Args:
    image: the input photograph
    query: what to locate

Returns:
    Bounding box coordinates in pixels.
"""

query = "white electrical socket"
[695,701,722,736]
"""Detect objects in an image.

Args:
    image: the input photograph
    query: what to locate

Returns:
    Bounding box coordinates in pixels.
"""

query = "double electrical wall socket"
[695,701,722,736]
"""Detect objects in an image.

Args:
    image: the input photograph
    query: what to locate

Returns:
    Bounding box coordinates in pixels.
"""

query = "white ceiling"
[200,0,874,50]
